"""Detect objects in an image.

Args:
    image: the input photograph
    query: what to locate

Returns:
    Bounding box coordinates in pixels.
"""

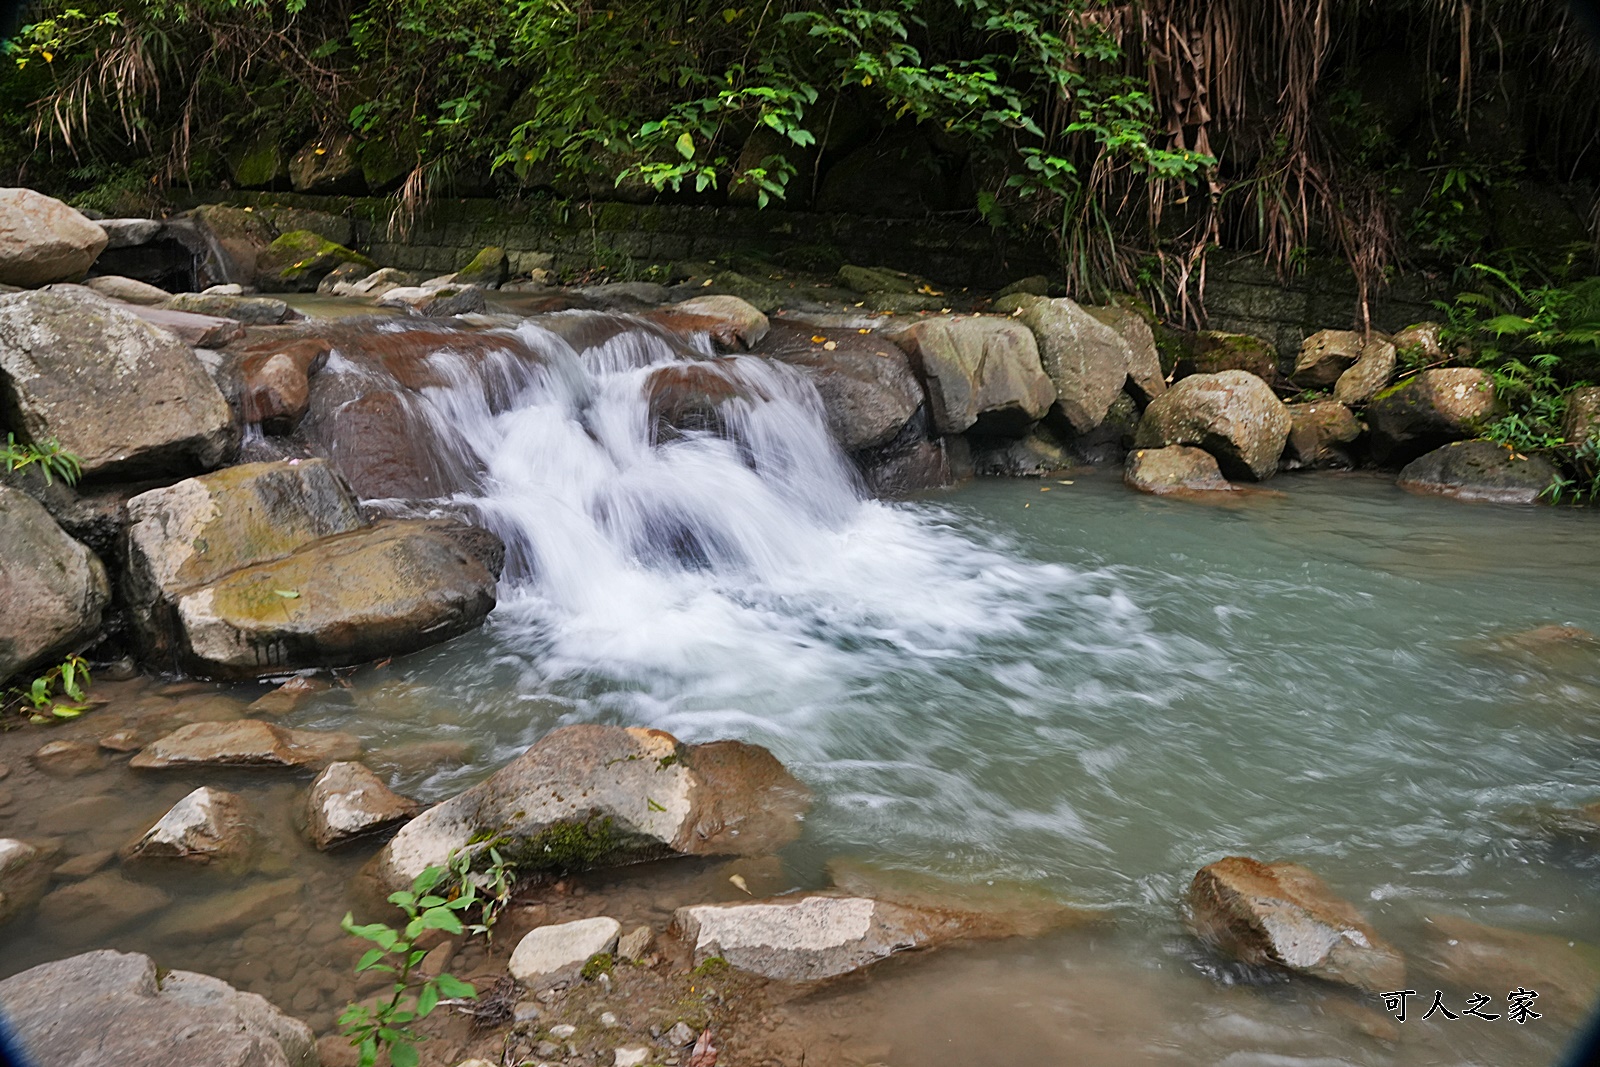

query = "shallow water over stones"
[2,471,1599,1064]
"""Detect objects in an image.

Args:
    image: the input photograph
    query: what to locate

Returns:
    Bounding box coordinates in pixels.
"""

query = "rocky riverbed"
[3,187,1600,1067]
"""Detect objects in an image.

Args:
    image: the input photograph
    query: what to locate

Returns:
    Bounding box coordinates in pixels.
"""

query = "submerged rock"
[1187,856,1405,993]
[0,187,108,286]
[238,338,333,434]
[36,873,171,941]
[0,838,53,926]
[0,950,316,1067]
[1420,913,1600,1021]
[303,761,421,850]
[0,286,236,478]
[130,719,360,770]
[121,785,256,865]
[1124,446,1236,496]
[0,485,110,687]
[152,878,305,941]
[1134,371,1290,481]
[893,315,1055,436]
[367,724,810,893]
[1397,439,1558,504]
[508,916,622,989]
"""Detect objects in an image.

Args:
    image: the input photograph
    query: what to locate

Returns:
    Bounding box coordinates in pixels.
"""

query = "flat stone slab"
[123,302,247,347]
[130,718,360,770]
[508,916,621,989]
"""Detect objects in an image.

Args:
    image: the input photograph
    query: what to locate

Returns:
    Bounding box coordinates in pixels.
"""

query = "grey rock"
[1397,439,1559,504]
[1332,338,1396,405]
[893,316,1054,436]
[0,950,315,1067]
[84,274,173,305]
[0,486,110,687]
[508,917,621,989]
[121,786,256,865]
[1009,295,1132,433]
[616,925,655,962]
[303,761,421,850]
[30,739,104,777]
[670,295,770,347]
[368,724,810,893]
[1283,401,1362,470]
[163,292,291,325]
[0,287,235,478]
[0,188,108,286]
[1187,856,1405,993]
[1367,368,1500,459]
[98,218,164,249]
[1563,385,1600,450]
[753,324,923,450]
[121,302,246,347]
[1292,329,1365,387]
[130,720,361,770]
[1134,370,1290,481]
[665,1021,696,1047]
[1084,304,1166,403]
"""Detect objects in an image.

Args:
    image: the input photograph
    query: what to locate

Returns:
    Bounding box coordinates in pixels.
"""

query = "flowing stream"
[2,311,1597,1065]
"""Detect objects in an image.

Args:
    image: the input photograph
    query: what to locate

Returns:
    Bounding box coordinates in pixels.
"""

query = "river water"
[1,311,1597,1065]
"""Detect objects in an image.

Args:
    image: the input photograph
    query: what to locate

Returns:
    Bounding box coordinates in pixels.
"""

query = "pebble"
[599,1011,620,1028]
[30,740,104,777]
[535,1041,562,1058]
[666,1022,696,1046]
[51,849,114,881]
[549,1025,577,1039]
[616,925,654,961]
[513,999,543,1023]
[614,1049,650,1067]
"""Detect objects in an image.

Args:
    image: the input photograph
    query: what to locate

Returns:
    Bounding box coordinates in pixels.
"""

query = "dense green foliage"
[2,0,1596,307]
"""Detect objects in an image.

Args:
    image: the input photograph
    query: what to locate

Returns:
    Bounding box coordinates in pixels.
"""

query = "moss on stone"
[580,952,614,981]
[258,229,377,291]
[502,816,626,872]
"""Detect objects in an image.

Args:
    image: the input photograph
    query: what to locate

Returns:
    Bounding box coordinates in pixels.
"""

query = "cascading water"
[301,312,1072,717]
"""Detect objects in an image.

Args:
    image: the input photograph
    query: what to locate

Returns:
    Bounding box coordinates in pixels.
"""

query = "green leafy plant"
[2,434,83,486]
[4,654,92,723]
[447,844,517,941]
[339,865,479,1067]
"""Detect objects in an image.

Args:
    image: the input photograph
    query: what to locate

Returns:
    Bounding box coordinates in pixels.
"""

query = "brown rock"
[1134,371,1291,481]
[303,761,421,850]
[0,838,55,925]
[1124,446,1237,496]
[1292,330,1365,387]
[130,719,361,770]
[150,878,304,941]
[1392,322,1447,363]
[1562,386,1600,450]
[1332,339,1396,405]
[51,849,115,881]
[37,873,172,940]
[1420,913,1600,1021]
[1283,401,1362,469]
[656,295,769,348]
[246,674,332,717]
[0,188,108,286]
[238,339,331,434]
[30,739,104,777]
[1188,856,1405,993]
[1177,331,1280,385]
[1368,368,1501,461]
[122,303,247,347]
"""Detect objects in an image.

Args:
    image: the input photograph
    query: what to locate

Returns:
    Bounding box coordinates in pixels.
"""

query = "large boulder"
[1123,446,1236,496]
[1283,401,1362,469]
[1562,385,1600,449]
[1291,329,1365,387]
[166,519,500,678]
[1332,338,1396,405]
[1367,368,1500,461]
[367,724,811,893]
[124,459,365,660]
[0,287,236,478]
[892,316,1055,436]
[1187,856,1405,993]
[1008,296,1134,433]
[1084,304,1166,403]
[176,205,278,287]
[1134,371,1290,480]
[754,324,924,451]
[1396,439,1558,504]
[0,950,316,1067]
[289,133,366,194]
[0,486,110,686]
[0,188,109,286]
[122,459,499,677]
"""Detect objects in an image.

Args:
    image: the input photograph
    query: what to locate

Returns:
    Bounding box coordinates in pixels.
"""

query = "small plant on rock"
[339,865,479,1067]
[1,433,82,486]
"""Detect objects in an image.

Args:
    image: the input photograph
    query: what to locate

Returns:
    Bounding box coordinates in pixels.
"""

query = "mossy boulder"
[1176,330,1281,385]
[1367,368,1501,463]
[226,136,290,189]
[454,246,509,288]
[255,229,376,292]
[366,724,812,893]
[288,133,366,194]
[836,263,929,295]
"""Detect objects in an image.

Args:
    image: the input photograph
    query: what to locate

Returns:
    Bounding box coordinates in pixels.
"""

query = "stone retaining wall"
[170,190,1450,346]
